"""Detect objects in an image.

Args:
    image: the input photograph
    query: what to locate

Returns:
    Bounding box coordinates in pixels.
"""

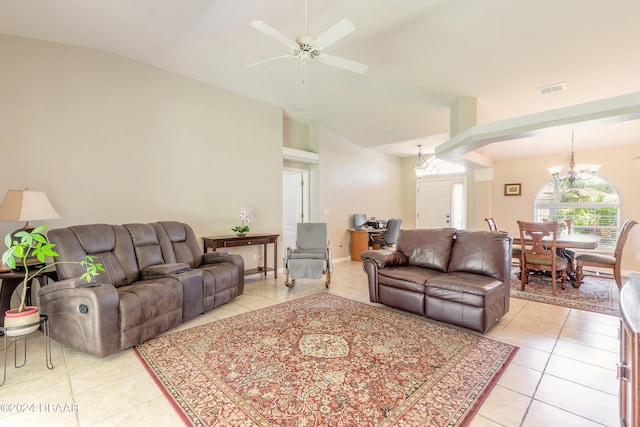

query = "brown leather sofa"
[361,228,512,333]
[38,221,244,357]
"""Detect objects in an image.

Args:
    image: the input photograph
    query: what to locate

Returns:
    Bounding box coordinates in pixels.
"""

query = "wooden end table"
[202,234,280,278]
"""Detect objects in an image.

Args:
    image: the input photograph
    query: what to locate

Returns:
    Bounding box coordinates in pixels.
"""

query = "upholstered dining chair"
[370,218,402,249]
[485,217,521,265]
[576,219,637,288]
[284,222,332,288]
[517,220,568,296]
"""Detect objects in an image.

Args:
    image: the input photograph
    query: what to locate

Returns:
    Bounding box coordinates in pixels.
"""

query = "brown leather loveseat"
[38,221,243,357]
[361,228,512,333]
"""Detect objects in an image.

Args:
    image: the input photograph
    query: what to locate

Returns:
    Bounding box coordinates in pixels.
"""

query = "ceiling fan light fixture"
[246,1,368,75]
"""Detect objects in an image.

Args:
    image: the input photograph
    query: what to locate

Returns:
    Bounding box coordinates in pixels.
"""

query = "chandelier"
[414,145,428,178]
[548,131,600,185]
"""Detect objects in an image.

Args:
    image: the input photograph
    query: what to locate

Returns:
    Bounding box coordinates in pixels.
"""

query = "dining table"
[512,233,600,286]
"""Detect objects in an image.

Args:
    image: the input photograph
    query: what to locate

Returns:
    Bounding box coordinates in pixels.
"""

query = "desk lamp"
[0,189,61,270]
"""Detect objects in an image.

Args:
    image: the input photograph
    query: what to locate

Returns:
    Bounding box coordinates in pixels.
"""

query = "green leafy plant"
[2,225,104,313]
[231,225,250,234]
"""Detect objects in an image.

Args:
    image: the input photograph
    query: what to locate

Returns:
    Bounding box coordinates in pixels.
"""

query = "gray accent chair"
[284,222,332,288]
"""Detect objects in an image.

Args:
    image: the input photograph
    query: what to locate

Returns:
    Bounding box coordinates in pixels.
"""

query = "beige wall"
[0,35,283,269]
[0,35,405,271]
[317,125,403,260]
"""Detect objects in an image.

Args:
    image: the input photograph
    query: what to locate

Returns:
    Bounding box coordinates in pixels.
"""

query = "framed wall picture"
[504,183,521,196]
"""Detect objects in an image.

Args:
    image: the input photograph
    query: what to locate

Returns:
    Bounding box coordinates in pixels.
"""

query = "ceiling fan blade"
[318,54,368,74]
[246,55,292,68]
[250,20,297,49]
[313,19,356,50]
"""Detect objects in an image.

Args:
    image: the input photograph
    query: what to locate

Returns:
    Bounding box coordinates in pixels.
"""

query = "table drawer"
[224,238,270,247]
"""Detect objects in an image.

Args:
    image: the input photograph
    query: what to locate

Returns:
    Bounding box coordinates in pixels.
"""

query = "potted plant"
[231,205,252,237]
[2,225,103,336]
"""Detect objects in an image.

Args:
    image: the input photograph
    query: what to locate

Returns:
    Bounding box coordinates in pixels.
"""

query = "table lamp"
[0,189,61,270]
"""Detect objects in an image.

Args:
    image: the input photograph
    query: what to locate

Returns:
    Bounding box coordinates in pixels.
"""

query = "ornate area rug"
[134,293,517,426]
[510,269,620,316]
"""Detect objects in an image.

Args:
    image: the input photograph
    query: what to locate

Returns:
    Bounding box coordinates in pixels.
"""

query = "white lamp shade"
[584,164,601,173]
[0,190,60,223]
[548,165,563,175]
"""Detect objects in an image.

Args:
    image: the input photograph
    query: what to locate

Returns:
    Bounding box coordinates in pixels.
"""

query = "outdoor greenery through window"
[534,176,620,249]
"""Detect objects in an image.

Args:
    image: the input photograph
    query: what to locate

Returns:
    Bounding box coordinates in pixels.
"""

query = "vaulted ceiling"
[2,0,640,161]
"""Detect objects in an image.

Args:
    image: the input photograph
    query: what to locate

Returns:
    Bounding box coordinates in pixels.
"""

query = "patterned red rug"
[510,269,620,316]
[134,293,517,426]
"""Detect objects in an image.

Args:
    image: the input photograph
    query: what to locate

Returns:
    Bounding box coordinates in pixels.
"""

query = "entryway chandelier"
[548,131,600,186]
[414,145,428,178]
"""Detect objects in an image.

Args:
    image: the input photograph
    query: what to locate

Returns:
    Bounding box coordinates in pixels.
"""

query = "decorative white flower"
[232,205,252,234]
[239,205,252,224]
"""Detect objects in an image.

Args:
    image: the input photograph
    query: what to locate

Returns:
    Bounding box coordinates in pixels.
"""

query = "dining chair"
[484,217,498,231]
[484,217,521,266]
[575,219,637,288]
[517,220,568,296]
[543,218,576,261]
[564,218,572,234]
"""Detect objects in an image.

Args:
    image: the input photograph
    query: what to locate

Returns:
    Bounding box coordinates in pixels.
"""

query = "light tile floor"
[0,261,620,426]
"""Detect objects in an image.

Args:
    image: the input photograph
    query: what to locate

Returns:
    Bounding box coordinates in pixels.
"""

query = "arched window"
[534,176,620,249]
[423,158,465,175]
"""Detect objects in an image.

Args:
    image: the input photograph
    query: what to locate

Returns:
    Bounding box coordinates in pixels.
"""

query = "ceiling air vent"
[539,83,566,95]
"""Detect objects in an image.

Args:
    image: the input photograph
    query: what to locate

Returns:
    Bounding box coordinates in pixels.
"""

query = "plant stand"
[0,314,52,386]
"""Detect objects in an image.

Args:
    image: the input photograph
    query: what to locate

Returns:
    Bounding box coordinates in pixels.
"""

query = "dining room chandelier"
[414,145,428,178]
[547,131,600,186]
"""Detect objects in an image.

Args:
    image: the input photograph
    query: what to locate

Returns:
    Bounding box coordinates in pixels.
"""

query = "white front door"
[416,179,452,228]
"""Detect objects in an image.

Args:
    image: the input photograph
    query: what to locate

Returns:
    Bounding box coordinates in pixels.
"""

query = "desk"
[0,267,57,330]
[348,228,386,261]
[202,234,279,278]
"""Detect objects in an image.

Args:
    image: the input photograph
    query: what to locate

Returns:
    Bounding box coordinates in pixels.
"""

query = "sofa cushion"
[49,224,140,287]
[448,230,511,281]
[425,271,504,307]
[124,223,166,271]
[153,221,204,268]
[117,277,183,349]
[396,228,456,271]
[377,265,439,293]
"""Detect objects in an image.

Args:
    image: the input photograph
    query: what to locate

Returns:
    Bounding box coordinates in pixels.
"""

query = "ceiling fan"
[247,0,368,74]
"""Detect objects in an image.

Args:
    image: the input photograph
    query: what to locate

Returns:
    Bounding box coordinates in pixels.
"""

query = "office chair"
[284,222,332,288]
[370,218,402,249]
[576,219,637,288]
